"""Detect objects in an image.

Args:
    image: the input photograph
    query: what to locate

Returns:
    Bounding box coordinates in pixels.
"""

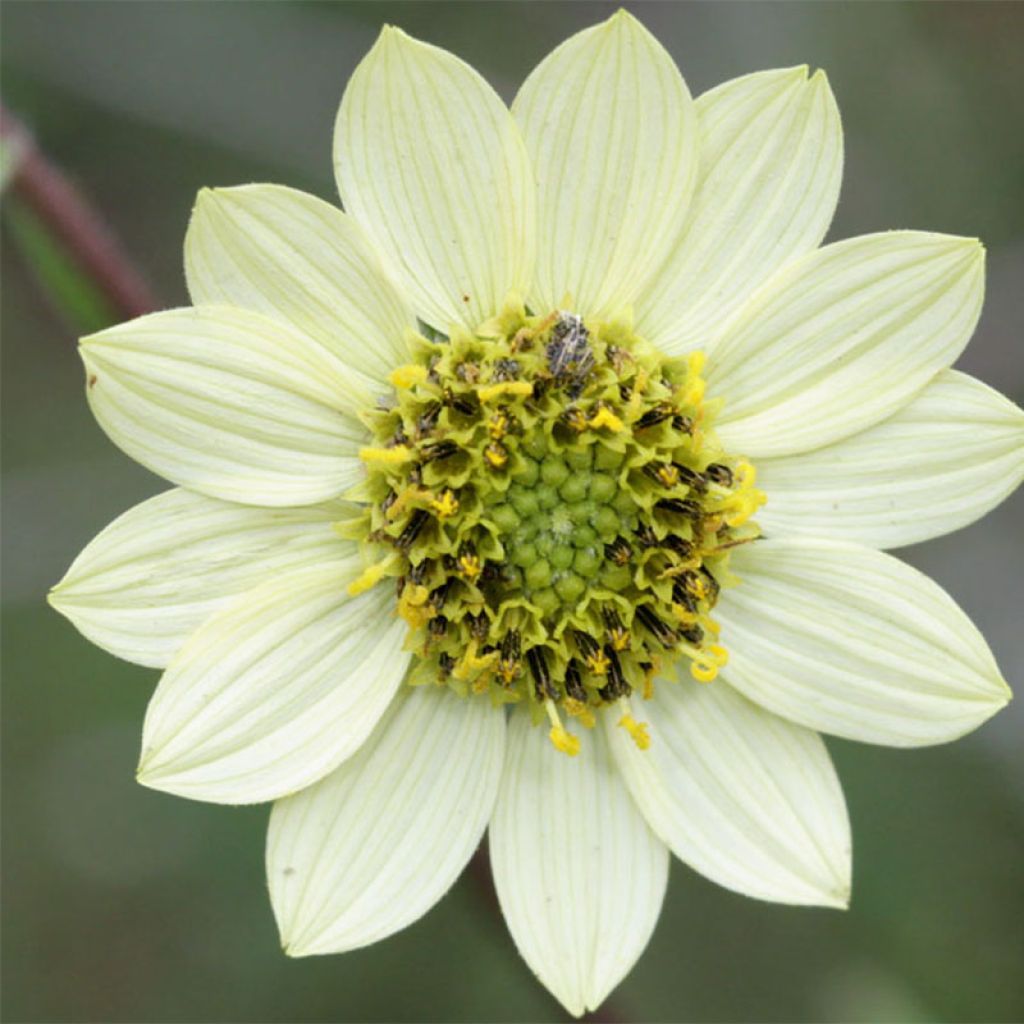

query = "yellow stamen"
[656,465,680,488]
[564,698,596,728]
[617,700,651,750]
[388,364,428,389]
[478,380,533,403]
[397,582,432,626]
[545,700,580,756]
[585,648,610,675]
[430,489,459,518]
[457,553,482,582]
[347,556,397,597]
[488,410,510,439]
[690,659,719,683]
[359,446,413,466]
[454,639,496,681]
[588,405,624,431]
[386,486,432,521]
[484,442,508,468]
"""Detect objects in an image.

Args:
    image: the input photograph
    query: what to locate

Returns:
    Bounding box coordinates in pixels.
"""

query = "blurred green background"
[2,3,1023,1022]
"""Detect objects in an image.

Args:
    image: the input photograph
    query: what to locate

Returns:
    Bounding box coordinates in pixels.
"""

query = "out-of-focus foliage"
[2,3,1023,1021]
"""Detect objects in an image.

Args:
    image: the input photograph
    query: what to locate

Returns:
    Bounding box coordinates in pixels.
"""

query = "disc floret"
[346,301,764,752]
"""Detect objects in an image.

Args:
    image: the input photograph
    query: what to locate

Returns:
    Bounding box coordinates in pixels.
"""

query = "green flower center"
[344,302,764,754]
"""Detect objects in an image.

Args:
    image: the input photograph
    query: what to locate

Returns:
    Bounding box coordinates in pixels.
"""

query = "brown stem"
[1,102,157,319]
[468,842,630,1024]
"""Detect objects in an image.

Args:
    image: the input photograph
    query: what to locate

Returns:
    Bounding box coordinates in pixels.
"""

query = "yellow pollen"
[488,410,510,439]
[347,556,397,597]
[430,489,459,518]
[609,627,630,652]
[397,583,432,626]
[690,643,728,683]
[545,700,580,757]
[454,639,496,681]
[656,465,680,488]
[457,553,482,582]
[588,405,624,431]
[359,445,413,466]
[478,380,533,403]
[484,442,508,468]
[388,364,428,389]
[585,648,611,675]
[386,486,432,520]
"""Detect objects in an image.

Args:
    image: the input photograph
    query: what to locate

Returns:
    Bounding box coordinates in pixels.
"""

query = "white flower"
[50,11,1021,1017]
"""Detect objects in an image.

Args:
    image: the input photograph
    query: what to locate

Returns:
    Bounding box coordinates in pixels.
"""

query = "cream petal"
[81,306,371,506]
[717,538,1011,746]
[708,232,985,458]
[334,27,534,332]
[606,675,850,907]
[49,488,354,668]
[185,184,415,386]
[267,686,505,956]
[490,711,668,1017]
[512,9,697,319]
[758,370,1024,548]
[138,561,409,804]
[638,66,842,356]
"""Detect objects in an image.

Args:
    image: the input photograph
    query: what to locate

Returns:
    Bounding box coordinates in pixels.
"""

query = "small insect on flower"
[48,7,1020,1021]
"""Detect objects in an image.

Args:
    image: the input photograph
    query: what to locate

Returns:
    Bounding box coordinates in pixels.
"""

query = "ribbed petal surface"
[267,686,505,956]
[638,66,842,355]
[49,488,353,668]
[606,675,850,907]
[335,27,534,332]
[185,184,414,387]
[708,232,985,458]
[758,370,1024,548]
[138,561,409,804]
[512,9,697,320]
[80,306,370,506]
[718,539,1011,746]
[490,711,668,1017]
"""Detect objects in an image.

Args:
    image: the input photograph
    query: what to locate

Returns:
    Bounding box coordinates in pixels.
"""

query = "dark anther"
[564,658,586,702]
[704,462,734,487]
[409,560,432,586]
[429,580,452,613]
[603,609,630,651]
[679,624,704,645]
[501,629,521,662]
[672,464,707,491]
[634,524,660,548]
[635,605,680,649]
[598,647,630,701]
[572,630,600,660]
[467,612,490,641]
[420,439,459,463]
[442,388,477,417]
[656,498,702,519]
[560,407,589,432]
[381,491,397,516]
[605,537,633,566]
[492,358,521,382]
[527,646,557,701]
[416,402,441,437]
[428,615,449,639]
[699,566,721,601]
[662,535,695,559]
[438,652,455,679]
[389,425,409,448]
[671,580,697,613]
[531,378,550,400]
[672,414,694,434]
[636,403,673,429]
[397,510,428,550]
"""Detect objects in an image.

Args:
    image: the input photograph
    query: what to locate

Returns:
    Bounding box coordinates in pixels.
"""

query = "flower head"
[50,10,1021,1016]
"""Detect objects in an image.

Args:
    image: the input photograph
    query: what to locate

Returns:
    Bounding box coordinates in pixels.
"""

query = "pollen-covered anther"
[353,302,763,748]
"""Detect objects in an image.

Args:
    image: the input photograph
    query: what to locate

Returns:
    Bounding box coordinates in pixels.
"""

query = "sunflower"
[50,11,1021,1016]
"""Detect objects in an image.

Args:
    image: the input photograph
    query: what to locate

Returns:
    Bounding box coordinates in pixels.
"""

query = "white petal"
[267,686,505,956]
[49,488,353,668]
[335,27,534,331]
[490,711,668,1017]
[138,561,409,804]
[185,184,415,386]
[717,538,1011,746]
[708,232,985,458]
[606,675,850,908]
[512,9,697,319]
[637,66,842,355]
[81,306,370,506]
[758,370,1024,549]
